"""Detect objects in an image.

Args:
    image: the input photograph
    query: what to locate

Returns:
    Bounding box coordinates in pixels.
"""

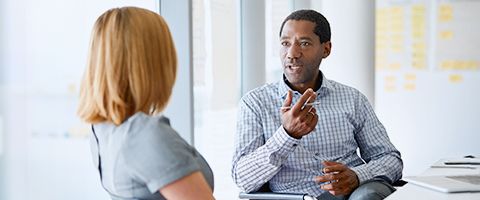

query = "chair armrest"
[392,179,408,187]
[239,192,316,200]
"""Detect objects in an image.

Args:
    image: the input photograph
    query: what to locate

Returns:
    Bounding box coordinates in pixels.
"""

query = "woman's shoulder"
[125,112,179,142]
[126,112,169,132]
[118,113,203,193]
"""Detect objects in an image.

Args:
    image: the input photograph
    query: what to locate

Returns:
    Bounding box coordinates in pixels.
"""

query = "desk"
[386,163,480,199]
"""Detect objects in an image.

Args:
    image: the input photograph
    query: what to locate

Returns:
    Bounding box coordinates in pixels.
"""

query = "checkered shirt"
[231,73,403,197]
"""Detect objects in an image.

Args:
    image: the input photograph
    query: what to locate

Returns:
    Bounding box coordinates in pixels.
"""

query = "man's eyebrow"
[298,36,313,41]
[279,36,314,41]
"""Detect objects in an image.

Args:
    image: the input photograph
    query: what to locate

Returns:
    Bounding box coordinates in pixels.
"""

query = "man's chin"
[285,74,302,82]
[285,77,306,86]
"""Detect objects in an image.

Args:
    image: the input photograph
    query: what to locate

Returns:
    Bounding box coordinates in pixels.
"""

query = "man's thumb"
[322,160,340,166]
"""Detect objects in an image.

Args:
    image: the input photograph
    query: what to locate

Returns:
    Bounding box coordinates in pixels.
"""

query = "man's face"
[280,20,331,86]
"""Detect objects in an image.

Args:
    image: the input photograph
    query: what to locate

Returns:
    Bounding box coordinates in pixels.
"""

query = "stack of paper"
[431,157,480,169]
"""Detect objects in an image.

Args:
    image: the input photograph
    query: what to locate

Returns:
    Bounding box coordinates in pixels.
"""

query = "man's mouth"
[286,63,303,71]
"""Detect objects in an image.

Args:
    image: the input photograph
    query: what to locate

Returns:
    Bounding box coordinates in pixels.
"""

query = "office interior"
[0,0,478,199]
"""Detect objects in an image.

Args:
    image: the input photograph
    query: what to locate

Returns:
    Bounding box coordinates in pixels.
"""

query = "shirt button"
[315,153,320,156]
[293,144,297,147]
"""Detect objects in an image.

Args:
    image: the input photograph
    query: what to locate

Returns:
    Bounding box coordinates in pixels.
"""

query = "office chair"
[238,180,407,200]
[238,192,316,200]
[238,183,316,200]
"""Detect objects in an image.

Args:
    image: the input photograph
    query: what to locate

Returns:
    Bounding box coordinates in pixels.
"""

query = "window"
[192,1,292,198]
[192,0,239,199]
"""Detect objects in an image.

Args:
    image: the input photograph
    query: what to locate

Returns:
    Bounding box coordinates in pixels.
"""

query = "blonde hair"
[78,7,177,125]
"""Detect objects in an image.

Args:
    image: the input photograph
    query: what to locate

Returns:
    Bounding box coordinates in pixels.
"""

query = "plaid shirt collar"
[277,70,334,99]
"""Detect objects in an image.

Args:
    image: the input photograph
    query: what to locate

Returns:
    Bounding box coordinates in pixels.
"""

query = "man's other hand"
[314,161,359,196]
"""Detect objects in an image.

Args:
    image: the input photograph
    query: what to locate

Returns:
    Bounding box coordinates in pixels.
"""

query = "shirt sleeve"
[351,92,403,184]
[231,94,301,192]
[124,120,200,194]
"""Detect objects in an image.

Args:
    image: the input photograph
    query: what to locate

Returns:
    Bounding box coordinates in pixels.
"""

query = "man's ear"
[322,41,332,58]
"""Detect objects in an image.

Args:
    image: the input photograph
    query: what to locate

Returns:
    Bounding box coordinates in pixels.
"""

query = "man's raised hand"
[281,89,318,139]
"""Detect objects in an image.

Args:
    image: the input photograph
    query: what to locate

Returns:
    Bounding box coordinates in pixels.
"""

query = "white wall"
[0,0,5,197]
[159,0,195,144]
[239,0,266,96]
[314,0,375,103]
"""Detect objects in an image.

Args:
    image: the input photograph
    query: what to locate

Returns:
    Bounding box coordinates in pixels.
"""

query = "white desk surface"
[386,161,480,200]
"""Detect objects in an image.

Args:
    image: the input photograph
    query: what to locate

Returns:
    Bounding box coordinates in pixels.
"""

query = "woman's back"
[91,112,214,199]
[79,7,215,199]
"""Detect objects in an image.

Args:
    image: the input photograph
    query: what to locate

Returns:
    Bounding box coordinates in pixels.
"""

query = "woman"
[77,7,214,200]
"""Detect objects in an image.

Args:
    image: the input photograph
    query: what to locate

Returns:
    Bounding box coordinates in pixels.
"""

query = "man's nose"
[287,45,301,60]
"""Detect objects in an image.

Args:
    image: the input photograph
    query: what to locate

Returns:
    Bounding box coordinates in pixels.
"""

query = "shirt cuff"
[265,126,301,157]
[351,164,373,185]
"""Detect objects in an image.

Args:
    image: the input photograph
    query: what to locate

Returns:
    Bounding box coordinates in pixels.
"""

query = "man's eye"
[281,41,289,46]
[300,42,310,46]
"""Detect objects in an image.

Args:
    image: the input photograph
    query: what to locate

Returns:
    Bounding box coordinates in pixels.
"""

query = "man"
[232,10,403,200]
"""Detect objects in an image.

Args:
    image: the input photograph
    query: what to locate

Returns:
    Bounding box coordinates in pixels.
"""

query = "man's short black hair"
[279,9,331,43]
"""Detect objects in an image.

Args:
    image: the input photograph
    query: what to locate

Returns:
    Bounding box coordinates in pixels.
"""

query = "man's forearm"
[352,151,403,184]
[232,146,284,192]
[232,126,300,192]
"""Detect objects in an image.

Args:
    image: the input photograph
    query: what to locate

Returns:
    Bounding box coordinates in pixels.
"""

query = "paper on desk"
[431,158,480,169]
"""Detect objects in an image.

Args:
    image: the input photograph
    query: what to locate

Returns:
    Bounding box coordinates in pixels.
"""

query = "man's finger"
[291,88,314,113]
[320,181,343,192]
[304,112,314,122]
[323,166,347,174]
[320,183,334,191]
[300,92,317,113]
[322,161,347,173]
[315,173,340,183]
[315,175,329,183]
[307,108,318,125]
[322,160,343,166]
[281,90,293,111]
[329,190,345,196]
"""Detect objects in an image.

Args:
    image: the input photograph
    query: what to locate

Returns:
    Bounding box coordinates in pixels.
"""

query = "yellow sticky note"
[413,63,426,69]
[404,73,416,81]
[439,4,453,14]
[449,74,463,83]
[412,30,425,38]
[439,30,454,40]
[413,42,426,50]
[385,76,396,82]
[389,63,401,70]
[389,6,404,15]
[385,85,396,92]
[440,60,452,70]
[438,4,453,22]
[404,83,416,91]
[468,61,480,70]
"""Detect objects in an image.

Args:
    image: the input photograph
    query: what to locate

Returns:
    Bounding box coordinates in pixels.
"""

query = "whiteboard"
[375,0,480,175]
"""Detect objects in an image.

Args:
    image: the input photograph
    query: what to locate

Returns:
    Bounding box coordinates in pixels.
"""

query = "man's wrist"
[282,126,302,139]
[350,164,373,185]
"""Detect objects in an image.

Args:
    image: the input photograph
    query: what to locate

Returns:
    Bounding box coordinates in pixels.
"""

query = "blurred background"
[0,0,478,199]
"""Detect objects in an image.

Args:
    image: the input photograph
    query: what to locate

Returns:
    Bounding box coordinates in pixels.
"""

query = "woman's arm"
[159,171,215,200]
